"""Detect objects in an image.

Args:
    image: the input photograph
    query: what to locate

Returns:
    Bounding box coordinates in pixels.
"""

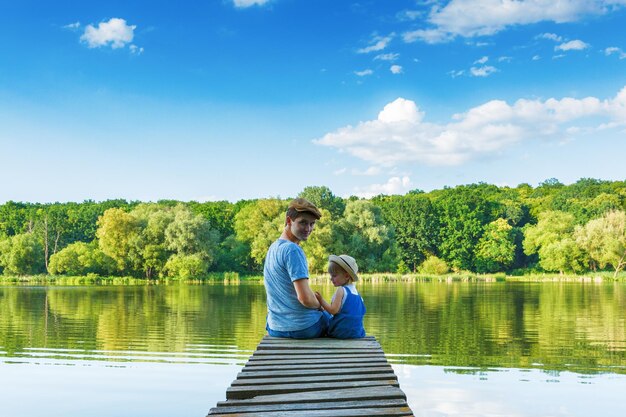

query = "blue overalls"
[327,286,366,339]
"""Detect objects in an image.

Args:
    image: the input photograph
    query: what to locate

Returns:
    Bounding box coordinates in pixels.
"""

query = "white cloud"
[378,98,424,123]
[374,53,400,61]
[352,166,382,176]
[129,44,144,55]
[357,34,393,53]
[470,65,498,77]
[605,46,626,59]
[555,39,590,51]
[403,28,453,44]
[403,0,622,43]
[532,55,541,60]
[448,69,465,78]
[390,65,404,74]
[474,56,489,64]
[80,18,136,49]
[536,32,563,42]
[498,56,512,62]
[354,69,374,77]
[398,10,423,21]
[333,168,348,175]
[313,87,626,167]
[353,176,413,198]
[233,0,270,7]
[64,22,81,30]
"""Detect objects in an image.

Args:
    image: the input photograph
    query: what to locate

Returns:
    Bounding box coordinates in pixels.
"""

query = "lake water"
[1,281,625,417]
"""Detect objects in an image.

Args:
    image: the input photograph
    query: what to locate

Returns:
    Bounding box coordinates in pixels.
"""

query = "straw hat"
[328,254,359,282]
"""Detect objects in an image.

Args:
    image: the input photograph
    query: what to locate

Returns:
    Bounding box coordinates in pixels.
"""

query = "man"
[263,197,328,338]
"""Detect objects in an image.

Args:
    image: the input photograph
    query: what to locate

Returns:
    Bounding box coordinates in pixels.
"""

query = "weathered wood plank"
[226,379,399,399]
[208,398,408,414]
[244,357,388,367]
[231,372,398,386]
[207,407,414,417]
[261,336,377,341]
[236,366,394,379]
[239,361,390,372]
[216,386,407,406]
[251,349,384,356]
[257,341,381,350]
[207,336,414,416]
[257,337,379,349]
[247,353,385,361]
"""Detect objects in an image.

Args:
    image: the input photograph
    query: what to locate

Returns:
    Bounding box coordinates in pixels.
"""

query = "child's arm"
[315,288,344,315]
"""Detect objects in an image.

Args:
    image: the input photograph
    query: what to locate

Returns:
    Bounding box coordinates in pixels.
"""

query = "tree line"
[0,178,625,278]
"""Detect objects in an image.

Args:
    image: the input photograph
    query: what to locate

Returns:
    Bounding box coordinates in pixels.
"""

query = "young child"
[315,254,366,339]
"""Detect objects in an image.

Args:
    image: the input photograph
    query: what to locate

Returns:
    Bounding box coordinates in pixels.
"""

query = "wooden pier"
[207,335,414,417]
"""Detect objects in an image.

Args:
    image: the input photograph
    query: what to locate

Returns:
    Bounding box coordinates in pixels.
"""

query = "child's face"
[329,268,351,287]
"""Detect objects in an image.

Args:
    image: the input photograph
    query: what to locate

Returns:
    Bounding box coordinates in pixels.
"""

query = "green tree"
[432,185,494,271]
[164,254,208,278]
[523,211,585,273]
[419,255,449,275]
[233,199,287,268]
[373,194,440,272]
[475,219,517,273]
[0,233,46,275]
[331,200,395,272]
[96,208,144,274]
[213,235,255,273]
[576,210,626,277]
[298,186,346,218]
[48,241,116,276]
[165,205,218,259]
[188,200,240,239]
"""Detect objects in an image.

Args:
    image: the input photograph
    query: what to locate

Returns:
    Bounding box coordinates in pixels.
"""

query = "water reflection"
[396,364,626,417]
[1,282,626,372]
[1,281,626,417]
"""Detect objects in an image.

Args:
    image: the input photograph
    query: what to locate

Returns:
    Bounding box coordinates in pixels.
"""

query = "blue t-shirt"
[263,239,322,332]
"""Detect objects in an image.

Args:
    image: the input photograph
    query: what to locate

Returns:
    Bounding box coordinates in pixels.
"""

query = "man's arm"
[293,279,321,309]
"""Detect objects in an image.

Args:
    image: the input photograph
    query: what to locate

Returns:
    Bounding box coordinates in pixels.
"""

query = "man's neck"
[280,229,300,245]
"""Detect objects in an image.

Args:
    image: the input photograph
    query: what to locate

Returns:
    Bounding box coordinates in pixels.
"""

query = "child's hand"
[314,291,322,301]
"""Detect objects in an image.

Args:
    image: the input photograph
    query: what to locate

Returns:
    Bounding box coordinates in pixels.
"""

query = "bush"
[164,254,208,279]
[48,241,116,276]
[419,256,449,275]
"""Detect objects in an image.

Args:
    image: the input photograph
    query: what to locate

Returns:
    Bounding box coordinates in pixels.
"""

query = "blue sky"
[1,0,625,203]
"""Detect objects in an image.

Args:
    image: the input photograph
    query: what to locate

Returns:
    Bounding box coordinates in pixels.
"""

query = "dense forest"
[0,178,625,278]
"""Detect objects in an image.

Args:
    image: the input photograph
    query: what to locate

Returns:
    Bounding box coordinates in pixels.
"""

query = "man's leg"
[266,315,328,339]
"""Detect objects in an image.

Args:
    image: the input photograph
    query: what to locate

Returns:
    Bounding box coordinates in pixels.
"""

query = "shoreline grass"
[1,271,624,286]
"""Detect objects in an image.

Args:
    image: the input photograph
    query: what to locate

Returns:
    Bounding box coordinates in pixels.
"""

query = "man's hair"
[286,207,303,220]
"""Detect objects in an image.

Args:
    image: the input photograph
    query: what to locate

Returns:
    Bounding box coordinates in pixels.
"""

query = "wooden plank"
[257,341,381,350]
[206,336,414,416]
[216,386,407,406]
[261,336,377,341]
[207,407,414,417]
[258,337,379,349]
[239,362,390,372]
[226,379,399,399]
[247,353,385,361]
[231,372,398,386]
[251,349,384,356]
[236,366,394,379]
[244,357,388,366]
[208,398,408,414]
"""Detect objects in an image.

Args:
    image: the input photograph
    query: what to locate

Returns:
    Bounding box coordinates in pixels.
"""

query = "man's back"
[264,239,322,332]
